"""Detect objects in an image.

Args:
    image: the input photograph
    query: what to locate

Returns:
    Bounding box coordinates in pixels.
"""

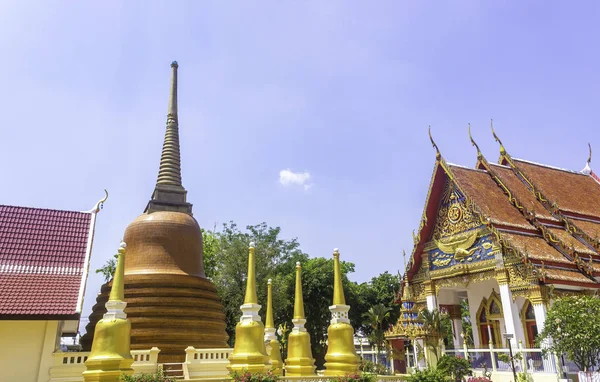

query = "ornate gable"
[427,181,497,271]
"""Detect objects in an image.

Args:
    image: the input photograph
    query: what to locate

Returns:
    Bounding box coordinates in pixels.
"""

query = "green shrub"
[406,368,447,382]
[332,373,377,382]
[230,370,279,382]
[437,355,472,382]
[120,368,175,382]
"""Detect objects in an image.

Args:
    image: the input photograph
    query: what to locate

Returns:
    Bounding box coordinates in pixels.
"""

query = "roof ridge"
[446,162,488,172]
[0,204,89,215]
[513,158,585,176]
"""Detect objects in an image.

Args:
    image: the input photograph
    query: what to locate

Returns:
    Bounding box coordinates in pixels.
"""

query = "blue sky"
[1,1,599,328]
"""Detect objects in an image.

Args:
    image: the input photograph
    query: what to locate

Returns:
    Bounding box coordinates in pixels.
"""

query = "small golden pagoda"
[228,242,271,373]
[324,249,359,376]
[264,279,284,375]
[83,242,134,382]
[285,262,316,376]
[82,61,228,362]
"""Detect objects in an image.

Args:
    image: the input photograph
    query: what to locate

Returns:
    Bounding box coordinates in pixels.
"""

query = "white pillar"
[498,284,525,347]
[532,302,556,373]
[426,295,437,311]
[453,318,464,347]
[532,302,547,334]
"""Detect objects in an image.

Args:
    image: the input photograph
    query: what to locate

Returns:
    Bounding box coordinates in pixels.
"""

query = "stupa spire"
[264,279,283,375]
[293,262,305,319]
[244,242,258,304]
[146,61,192,214]
[332,249,346,305]
[265,279,275,329]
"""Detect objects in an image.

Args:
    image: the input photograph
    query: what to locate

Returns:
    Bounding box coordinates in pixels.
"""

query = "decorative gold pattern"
[433,182,481,240]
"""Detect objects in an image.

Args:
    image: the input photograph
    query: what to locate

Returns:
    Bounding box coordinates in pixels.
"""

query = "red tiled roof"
[450,165,535,230]
[513,159,600,218]
[0,205,93,318]
[489,164,557,222]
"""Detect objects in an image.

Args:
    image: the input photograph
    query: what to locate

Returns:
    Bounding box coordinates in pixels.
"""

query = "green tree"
[204,222,308,346]
[419,308,452,363]
[95,253,118,282]
[537,295,600,372]
[362,304,392,363]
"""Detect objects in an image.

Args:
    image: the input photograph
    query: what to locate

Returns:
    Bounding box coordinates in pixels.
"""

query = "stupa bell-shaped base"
[83,318,134,382]
[228,320,270,373]
[285,331,316,376]
[268,340,284,376]
[81,211,228,363]
[324,322,360,376]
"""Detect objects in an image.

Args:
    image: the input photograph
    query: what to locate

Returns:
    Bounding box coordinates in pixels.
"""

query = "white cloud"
[279,169,313,190]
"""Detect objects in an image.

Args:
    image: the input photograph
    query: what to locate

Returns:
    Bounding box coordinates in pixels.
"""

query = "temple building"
[0,197,106,381]
[81,62,228,363]
[387,124,600,358]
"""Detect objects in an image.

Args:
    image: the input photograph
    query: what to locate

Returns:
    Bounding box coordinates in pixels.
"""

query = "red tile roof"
[0,205,93,318]
[513,159,600,218]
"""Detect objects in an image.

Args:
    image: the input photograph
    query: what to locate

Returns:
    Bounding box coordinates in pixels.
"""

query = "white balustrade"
[183,347,233,379]
[48,348,159,381]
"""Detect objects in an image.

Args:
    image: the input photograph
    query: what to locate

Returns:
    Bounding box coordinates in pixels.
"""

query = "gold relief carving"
[507,264,536,290]
[496,268,509,285]
[412,283,426,302]
[429,259,496,280]
[424,280,435,296]
[435,229,478,261]
[433,270,496,293]
[432,182,481,240]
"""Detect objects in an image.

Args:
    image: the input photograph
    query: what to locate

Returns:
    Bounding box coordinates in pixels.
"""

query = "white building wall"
[0,320,60,382]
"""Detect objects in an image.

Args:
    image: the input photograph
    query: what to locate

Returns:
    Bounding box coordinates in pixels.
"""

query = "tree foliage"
[95,253,118,282]
[537,295,600,372]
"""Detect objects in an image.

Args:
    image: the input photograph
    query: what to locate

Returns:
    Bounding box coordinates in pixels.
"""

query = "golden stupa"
[83,242,134,382]
[81,61,228,363]
[228,242,271,373]
[324,249,359,376]
[264,279,284,375]
[285,262,316,376]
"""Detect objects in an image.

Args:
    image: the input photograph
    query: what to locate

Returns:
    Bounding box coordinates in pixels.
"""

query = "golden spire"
[490,119,506,156]
[265,278,275,329]
[332,249,346,305]
[428,125,441,160]
[468,123,483,160]
[244,242,258,305]
[146,61,191,214]
[293,262,305,319]
[109,242,126,302]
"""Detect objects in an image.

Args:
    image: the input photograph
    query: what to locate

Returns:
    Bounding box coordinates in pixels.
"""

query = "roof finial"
[146,61,191,214]
[582,143,593,174]
[428,125,441,160]
[490,119,506,155]
[468,123,483,159]
[403,249,407,271]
